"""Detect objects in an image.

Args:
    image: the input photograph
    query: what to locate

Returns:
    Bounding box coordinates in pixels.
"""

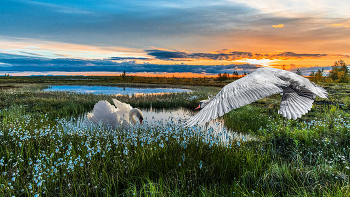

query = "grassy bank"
[0,75,233,87]
[0,84,219,120]
[0,83,349,196]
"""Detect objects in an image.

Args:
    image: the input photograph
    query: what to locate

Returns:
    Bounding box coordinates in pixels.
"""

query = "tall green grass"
[0,83,349,196]
[0,106,350,196]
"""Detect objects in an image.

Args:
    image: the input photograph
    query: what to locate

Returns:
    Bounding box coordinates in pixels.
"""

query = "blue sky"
[0,0,349,76]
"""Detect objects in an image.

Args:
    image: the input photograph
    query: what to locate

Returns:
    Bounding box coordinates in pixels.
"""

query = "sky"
[0,0,350,76]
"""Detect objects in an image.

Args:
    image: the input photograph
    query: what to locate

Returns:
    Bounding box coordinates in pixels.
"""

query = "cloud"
[270,52,327,59]
[24,0,92,15]
[0,0,258,48]
[328,20,350,28]
[230,0,350,18]
[19,51,44,57]
[109,57,151,61]
[1,0,350,58]
[1,51,345,76]
[272,24,285,28]
[0,52,262,74]
[146,49,254,61]
[146,49,334,61]
[144,50,189,59]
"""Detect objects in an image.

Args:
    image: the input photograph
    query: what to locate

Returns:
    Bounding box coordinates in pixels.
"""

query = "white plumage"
[87,99,143,130]
[186,67,328,126]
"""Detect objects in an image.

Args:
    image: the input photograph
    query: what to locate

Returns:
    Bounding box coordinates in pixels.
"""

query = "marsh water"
[43,85,191,95]
[47,85,255,142]
[140,107,256,142]
[71,107,256,143]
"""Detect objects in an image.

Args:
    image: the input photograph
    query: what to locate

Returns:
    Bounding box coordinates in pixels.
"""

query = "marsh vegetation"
[0,74,234,87]
[0,81,350,196]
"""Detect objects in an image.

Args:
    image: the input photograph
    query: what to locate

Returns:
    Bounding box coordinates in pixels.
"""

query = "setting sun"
[234,58,277,67]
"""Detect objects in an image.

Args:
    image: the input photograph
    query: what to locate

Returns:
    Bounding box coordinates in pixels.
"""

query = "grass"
[0,82,349,196]
[0,75,232,87]
[0,83,219,121]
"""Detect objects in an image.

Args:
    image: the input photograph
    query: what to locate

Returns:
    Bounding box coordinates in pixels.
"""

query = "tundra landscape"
[1,68,350,196]
[1,0,350,196]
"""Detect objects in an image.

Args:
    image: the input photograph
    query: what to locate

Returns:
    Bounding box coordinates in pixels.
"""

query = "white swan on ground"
[187,67,328,126]
[87,99,143,130]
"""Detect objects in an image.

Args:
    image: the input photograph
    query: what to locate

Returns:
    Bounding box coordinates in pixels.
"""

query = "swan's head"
[194,99,211,110]
[130,108,144,125]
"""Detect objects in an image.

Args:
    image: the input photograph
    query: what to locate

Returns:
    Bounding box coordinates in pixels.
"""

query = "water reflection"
[141,107,257,142]
[44,85,191,95]
[68,107,257,144]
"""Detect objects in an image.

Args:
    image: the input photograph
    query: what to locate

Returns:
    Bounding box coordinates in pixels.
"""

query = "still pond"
[43,85,191,95]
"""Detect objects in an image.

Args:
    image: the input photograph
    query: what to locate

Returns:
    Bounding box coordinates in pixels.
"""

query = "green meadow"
[0,79,350,196]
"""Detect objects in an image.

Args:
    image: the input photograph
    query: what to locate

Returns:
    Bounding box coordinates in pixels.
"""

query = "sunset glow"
[272,24,285,28]
[235,59,277,67]
[0,0,349,76]
[328,20,350,28]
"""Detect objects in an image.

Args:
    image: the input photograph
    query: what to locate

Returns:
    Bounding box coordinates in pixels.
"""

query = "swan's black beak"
[194,104,201,110]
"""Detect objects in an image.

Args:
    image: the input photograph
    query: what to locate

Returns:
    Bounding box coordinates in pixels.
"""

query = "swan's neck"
[131,114,137,125]
[129,108,139,125]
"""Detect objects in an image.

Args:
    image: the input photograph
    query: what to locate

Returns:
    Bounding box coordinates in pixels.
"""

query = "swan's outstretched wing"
[186,67,328,126]
[186,71,284,126]
[112,99,133,122]
[278,87,315,120]
[87,100,120,129]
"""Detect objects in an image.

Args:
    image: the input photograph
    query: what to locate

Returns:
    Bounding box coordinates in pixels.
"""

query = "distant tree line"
[308,60,349,83]
[216,71,248,81]
[109,70,232,86]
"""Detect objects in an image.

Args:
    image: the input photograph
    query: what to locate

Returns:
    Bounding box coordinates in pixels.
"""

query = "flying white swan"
[87,98,143,130]
[186,67,328,126]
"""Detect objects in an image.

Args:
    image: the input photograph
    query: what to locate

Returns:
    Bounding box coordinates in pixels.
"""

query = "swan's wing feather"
[186,73,283,126]
[112,99,132,122]
[115,111,129,123]
[278,87,314,120]
[112,99,133,112]
[274,69,328,99]
[87,100,120,128]
[87,113,99,124]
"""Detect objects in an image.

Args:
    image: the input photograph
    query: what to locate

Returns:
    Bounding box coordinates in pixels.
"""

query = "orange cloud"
[328,20,350,28]
[272,24,285,28]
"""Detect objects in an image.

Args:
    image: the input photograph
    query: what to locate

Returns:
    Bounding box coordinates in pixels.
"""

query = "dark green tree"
[121,70,126,80]
[315,68,324,82]
[309,71,315,76]
[328,60,349,82]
